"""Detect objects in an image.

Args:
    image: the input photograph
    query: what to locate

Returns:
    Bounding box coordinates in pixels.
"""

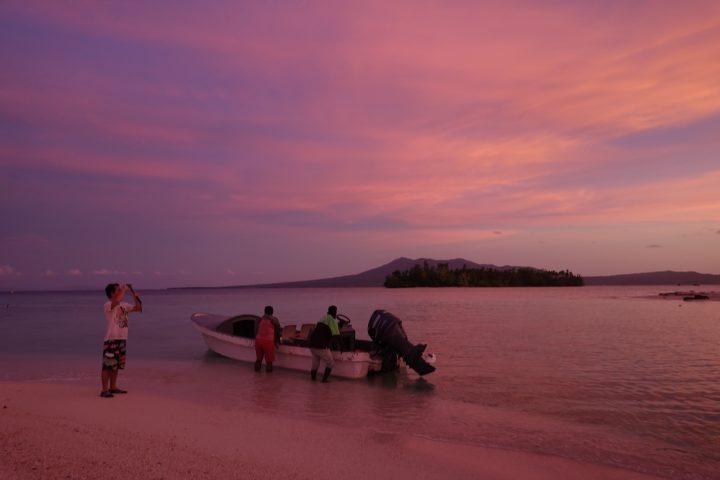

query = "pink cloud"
[92,269,125,276]
[0,265,18,276]
[2,1,720,285]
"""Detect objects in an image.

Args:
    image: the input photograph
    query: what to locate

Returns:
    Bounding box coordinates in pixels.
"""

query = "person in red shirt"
[254,305,281,372]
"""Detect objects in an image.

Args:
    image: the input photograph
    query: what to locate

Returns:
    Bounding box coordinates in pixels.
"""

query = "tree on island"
[384,262,584,288]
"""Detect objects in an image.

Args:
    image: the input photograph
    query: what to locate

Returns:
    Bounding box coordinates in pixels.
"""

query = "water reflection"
[2,287,720,479]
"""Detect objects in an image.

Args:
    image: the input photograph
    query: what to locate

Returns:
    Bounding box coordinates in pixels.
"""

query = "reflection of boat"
[191,311,436,379]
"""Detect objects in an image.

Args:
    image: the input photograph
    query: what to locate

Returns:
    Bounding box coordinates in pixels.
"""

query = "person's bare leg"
[109,369,119,390]
[101,369,110,391]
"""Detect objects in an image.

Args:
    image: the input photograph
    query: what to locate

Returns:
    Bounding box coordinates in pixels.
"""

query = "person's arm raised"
[110,285,128,310]
[127,284,143,313]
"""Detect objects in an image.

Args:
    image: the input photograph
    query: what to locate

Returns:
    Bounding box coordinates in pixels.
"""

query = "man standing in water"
[101,283,142,398]
[255,305,281,372]
[308,305,341,382]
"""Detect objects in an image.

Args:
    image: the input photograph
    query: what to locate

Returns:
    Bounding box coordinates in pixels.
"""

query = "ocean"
[1,286,718,479]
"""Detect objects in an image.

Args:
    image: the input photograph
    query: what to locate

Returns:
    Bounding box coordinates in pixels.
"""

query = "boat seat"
[281,325,297,341]
[297,323,315,340]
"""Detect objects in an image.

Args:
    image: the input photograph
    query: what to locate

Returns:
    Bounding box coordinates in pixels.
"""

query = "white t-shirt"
[104,301,133,340]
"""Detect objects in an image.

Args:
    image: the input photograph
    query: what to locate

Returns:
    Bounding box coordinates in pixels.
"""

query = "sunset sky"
[2,1,720,289]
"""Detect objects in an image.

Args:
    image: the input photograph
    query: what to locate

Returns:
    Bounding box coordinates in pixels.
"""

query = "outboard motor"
[368,310,436,376]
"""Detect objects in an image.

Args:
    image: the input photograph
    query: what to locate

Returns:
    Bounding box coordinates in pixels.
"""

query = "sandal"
[109,388,127,394]
[100,390,114,398]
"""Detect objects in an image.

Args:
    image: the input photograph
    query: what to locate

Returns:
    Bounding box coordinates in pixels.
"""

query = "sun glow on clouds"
[1,1,720,287]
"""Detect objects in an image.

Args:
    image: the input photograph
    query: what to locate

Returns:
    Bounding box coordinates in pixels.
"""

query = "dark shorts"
[102,339,127,371]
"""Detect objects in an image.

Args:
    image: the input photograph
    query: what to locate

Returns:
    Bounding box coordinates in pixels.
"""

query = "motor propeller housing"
[368,309,436,376]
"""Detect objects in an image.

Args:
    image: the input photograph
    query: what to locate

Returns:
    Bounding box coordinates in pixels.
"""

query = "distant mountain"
[585,271,720,285]
[177,257,523,289]
[171,258,720,289]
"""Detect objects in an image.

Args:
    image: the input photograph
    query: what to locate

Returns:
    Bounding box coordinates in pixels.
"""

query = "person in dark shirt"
[308,305,340,382]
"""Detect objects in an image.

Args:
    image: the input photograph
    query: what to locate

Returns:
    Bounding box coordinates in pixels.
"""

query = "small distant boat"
[191,310,436,379]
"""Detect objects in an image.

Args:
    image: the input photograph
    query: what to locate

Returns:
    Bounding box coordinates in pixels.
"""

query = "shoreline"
[1,380,662,480]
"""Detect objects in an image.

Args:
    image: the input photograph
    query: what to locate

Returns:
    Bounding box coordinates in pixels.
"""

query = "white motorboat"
[191,312,382,378]
[191,310,436,379]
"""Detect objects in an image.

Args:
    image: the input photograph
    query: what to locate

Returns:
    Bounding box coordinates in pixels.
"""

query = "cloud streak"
[0,265,18,276]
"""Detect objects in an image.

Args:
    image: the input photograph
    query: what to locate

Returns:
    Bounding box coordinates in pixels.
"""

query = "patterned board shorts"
[102,339,127,371]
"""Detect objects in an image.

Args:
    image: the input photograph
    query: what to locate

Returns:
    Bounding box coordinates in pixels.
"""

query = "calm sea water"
[1,286,719,479]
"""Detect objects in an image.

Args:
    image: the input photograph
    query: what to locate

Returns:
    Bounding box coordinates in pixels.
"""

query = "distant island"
[171,257,516,289]
[584,271,720,285]
[170,257,720,289]
[384,262,583,287]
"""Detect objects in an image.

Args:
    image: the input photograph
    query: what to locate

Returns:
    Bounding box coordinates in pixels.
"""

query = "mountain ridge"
[584,270,720,285]
[177,257,509,289]
[170,258,720,289]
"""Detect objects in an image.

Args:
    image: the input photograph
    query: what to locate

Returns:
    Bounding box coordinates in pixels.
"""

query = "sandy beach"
[0,380,662,480]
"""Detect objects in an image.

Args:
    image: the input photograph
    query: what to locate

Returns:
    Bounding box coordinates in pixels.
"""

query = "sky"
[1,0,720,290]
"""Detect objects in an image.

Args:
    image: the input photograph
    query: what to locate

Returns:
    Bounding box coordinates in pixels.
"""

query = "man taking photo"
[100,283,142,398]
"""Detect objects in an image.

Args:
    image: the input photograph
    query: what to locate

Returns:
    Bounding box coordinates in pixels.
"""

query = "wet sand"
[1,381,661,480]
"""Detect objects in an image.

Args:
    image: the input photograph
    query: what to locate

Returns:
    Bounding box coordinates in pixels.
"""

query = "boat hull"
[192,313,381,379]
